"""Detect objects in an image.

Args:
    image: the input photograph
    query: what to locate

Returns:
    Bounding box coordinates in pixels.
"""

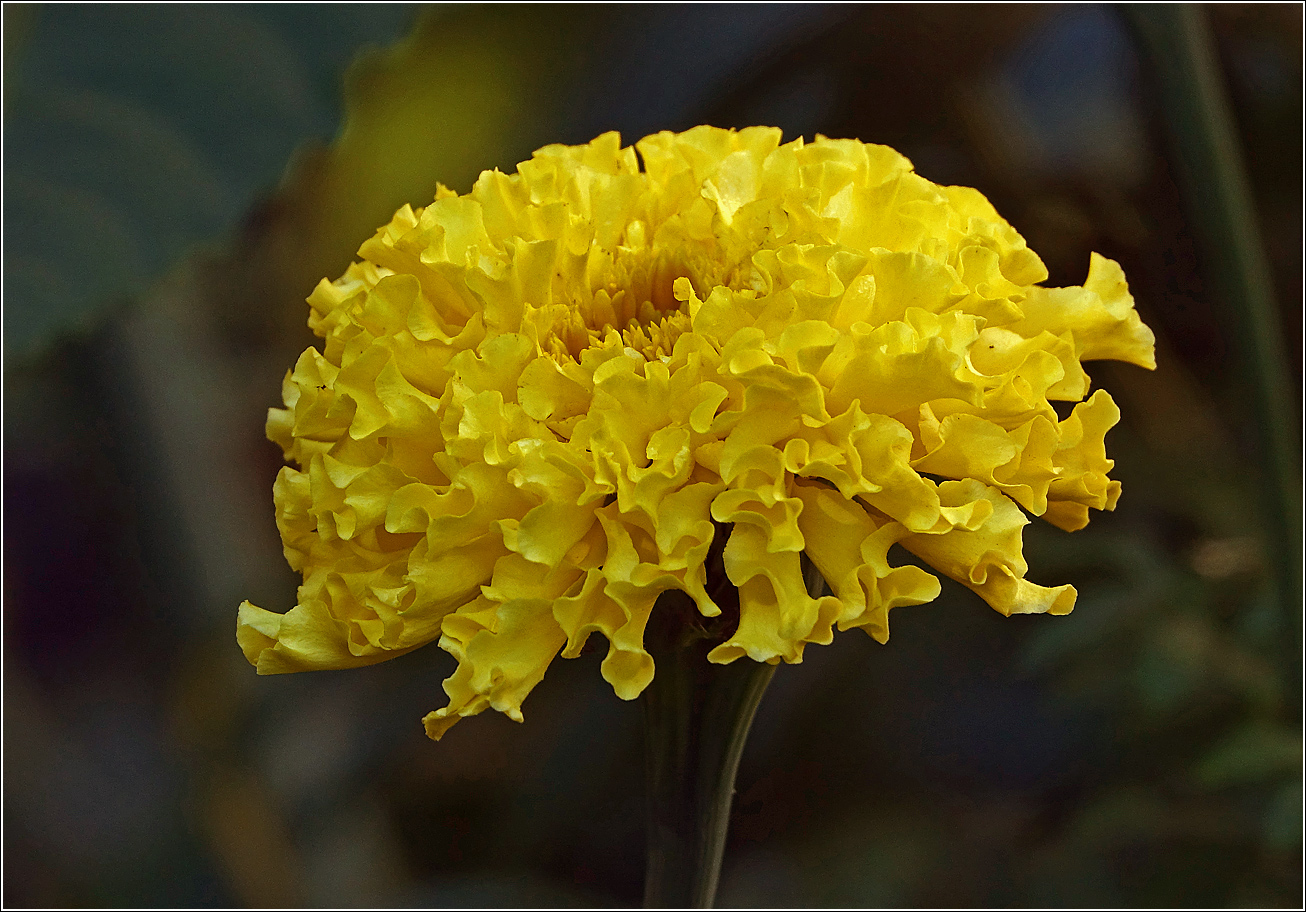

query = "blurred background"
[3,3,1301,906]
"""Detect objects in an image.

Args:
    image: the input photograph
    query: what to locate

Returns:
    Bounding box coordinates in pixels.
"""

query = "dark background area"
[4,4,1302,907]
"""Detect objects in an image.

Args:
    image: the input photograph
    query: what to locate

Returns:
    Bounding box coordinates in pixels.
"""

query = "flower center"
[533,248,698,362]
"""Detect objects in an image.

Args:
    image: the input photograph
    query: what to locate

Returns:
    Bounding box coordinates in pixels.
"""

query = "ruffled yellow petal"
[1009,253,1157,369]
[1043,389,1124,531]
[237,599,420,674]
[424,584,569,739]
[792,481,941,643]
[241,126,1154,739]
[913,406,1061,515]
[707,522,843,665]
[898,480,1076,617]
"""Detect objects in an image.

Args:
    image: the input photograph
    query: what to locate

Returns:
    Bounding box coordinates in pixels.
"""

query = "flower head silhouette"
[238,126,1156,739]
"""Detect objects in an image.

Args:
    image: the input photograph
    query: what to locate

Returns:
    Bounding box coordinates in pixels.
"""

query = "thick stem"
[639,548,829,907]
[640,595,776,908]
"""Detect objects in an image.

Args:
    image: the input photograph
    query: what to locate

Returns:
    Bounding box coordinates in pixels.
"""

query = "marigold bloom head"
[238,126,1155,739]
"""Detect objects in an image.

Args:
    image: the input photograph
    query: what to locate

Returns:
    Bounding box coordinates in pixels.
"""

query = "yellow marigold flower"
[238,126,1156,739]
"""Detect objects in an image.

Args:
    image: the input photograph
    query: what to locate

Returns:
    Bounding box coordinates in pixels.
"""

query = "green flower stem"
[1125,5,1301,697]
[639,589,776,908]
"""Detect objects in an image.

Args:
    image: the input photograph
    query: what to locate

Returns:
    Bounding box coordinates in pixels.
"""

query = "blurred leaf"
[201,768,304,907]
[218,4,606,348]
[1134,635,1202,714]
[1193,721,1302,789]
[1066,785,1247,849]
[1127,5,1300,664]
[2,5,413,359]
[1262,781,1303,850]
[1062,786,1171,851]
[1018,532,1173,675]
